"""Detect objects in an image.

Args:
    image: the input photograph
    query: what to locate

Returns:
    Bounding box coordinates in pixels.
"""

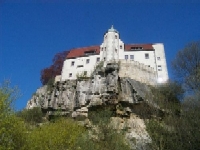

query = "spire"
[108,25,118,33]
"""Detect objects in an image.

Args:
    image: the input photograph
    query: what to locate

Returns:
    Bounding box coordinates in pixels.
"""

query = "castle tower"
[101,25,120,61]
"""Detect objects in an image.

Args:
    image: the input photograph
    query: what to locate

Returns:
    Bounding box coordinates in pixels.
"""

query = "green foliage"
[146,119,182,150]
[47,78,55,91]
[146,82,200,150]
[0,81,27,150]
[88,108,114,125]
[27,118,85,150]
[87,108,131,150]
[0,115,27,150]
[76,72,90,80]
[95,61,104,70]
[149,82,182,114]
[17,107,44,125]
[0,80,19,115]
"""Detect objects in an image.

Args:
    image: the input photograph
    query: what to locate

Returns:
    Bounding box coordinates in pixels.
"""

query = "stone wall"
[119,60,157,85]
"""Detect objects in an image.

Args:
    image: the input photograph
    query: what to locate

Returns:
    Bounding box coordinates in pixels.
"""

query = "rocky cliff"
[26,62,161,149]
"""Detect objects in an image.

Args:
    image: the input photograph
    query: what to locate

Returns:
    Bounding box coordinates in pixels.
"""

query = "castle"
[57,26,168,85]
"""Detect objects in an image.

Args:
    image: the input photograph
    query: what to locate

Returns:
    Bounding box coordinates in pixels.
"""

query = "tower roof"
[108,25,118,33]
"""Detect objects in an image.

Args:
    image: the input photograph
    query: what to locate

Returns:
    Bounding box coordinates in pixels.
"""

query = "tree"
[0,81,27,150]
[171,41,200,92]
[17,107,43,125]
[40,50,69,85]
[27,118,85,150]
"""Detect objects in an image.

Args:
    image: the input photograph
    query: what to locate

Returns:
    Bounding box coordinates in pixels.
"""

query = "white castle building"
[59,26,168,84]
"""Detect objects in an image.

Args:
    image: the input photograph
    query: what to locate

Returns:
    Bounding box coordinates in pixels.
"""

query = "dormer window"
[131,47,143,50]
[84,50,96,55]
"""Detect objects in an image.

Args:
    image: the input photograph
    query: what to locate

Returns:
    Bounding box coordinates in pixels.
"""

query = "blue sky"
[1,0,200,110]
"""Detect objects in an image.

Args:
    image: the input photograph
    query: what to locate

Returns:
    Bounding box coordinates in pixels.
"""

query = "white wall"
[61,55,101,80]
[153,43,169,83]
[123,50,156,69]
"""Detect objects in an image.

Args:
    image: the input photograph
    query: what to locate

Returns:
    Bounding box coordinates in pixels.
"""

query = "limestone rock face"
[26,62,154,149]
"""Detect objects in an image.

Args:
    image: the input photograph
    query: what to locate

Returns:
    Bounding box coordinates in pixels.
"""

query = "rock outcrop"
[26,62,158,149]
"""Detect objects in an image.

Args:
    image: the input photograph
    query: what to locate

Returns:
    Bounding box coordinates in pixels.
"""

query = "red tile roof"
[125,44,154,51]
[66,44,154,59]
[66,46,100,59]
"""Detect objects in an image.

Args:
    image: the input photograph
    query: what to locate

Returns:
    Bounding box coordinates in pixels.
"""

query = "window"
[115,35,117,39]
[158,65,162,71]
[145,53,149,59]
[130,55,134,60]
[157,57,161,60]
[101,47,103,51]
[69,73,72,77]
[131,47,143,50]
[120,45,122,49]
[125,55,128,60]
[86,59,90,64]
[148,65,150,67]
[71,61,75,66]
[84,50,96,55]
[96,57,100,62]
[115,49,117,53]
[104,57,106,61]
[77,65,83,68]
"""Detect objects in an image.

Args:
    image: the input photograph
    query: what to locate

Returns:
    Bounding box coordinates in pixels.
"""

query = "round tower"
[103,25,120,61]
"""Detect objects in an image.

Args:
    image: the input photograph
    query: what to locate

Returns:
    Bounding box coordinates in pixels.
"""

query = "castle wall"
[118,60,157,85]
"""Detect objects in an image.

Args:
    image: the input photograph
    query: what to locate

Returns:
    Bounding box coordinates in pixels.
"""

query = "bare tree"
[171,41,200,92]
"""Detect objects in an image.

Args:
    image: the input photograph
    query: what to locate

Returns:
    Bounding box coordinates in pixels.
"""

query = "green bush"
[17,107,44,125]
[27,118,85,150]
[87,108,131,150]
[0,81,27,150]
